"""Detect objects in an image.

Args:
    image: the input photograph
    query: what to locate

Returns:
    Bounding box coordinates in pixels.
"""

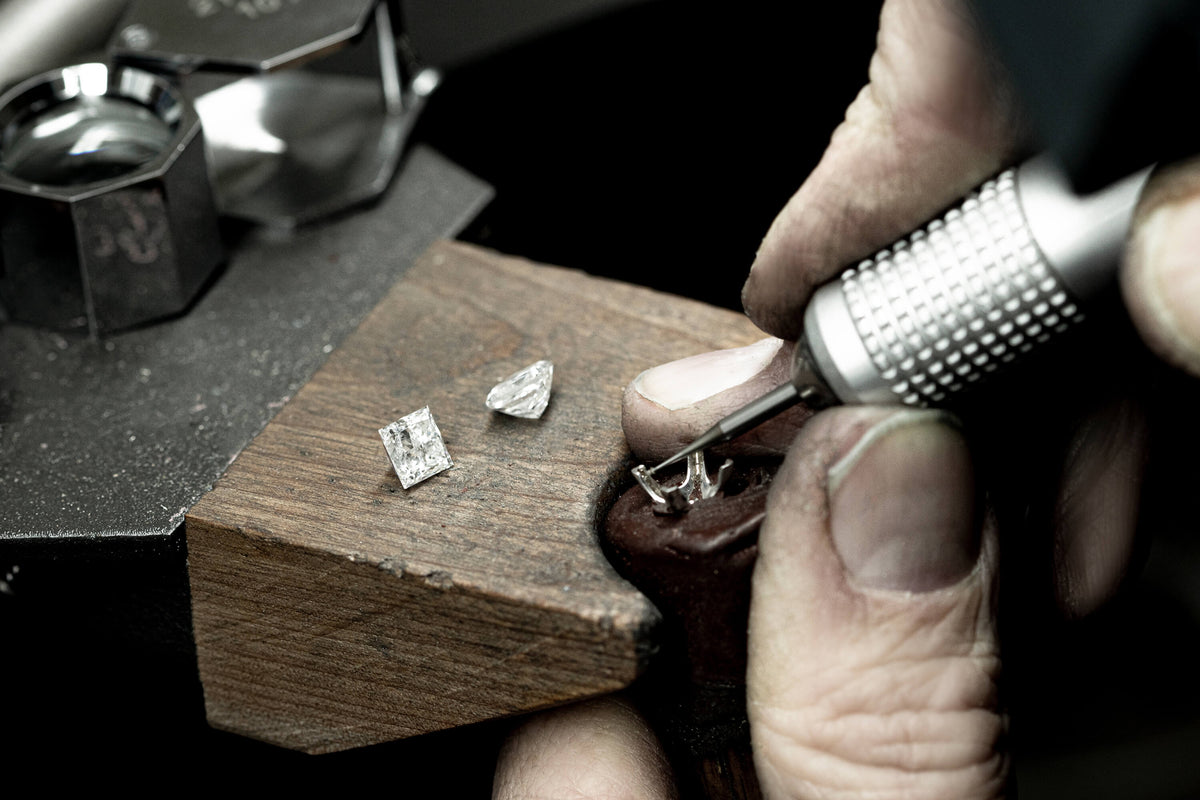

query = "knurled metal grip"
[802,157,1151,407]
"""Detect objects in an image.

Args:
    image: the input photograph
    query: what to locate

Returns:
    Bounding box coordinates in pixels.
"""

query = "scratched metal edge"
[0,145,493,544]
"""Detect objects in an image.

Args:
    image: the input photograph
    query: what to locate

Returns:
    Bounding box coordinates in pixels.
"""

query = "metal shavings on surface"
[632,450,732,515]
[485,359,553,419]
[379,406,453,489]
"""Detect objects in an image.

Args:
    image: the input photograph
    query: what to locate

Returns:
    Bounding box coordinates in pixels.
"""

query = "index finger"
[743,0,1022,339]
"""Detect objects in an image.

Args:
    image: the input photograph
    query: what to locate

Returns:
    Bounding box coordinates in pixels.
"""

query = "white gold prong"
[631,450,730,515]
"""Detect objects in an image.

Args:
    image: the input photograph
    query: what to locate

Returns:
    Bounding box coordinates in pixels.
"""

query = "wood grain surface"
[186,240,765,753]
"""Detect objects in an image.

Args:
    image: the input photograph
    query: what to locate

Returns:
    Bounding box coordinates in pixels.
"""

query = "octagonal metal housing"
[0,62,223,334]
[108,0,438,228]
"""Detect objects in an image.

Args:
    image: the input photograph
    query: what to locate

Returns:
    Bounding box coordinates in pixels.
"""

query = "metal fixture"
[0,62,222,334]
[109,0,440,227]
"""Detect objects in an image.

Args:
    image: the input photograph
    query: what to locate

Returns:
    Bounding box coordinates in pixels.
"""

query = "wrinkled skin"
[495,1,1200,797]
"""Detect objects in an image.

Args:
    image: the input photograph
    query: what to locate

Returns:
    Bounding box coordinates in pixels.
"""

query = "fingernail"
[828,410,979,592]
[1138,199,1200,366]
[632,338,784,411]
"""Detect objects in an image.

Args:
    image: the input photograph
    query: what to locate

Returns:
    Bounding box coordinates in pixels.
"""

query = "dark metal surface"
[0,145,491,546]
[110,0,377,73]
[113,1,437,228]
[193,65,435,227]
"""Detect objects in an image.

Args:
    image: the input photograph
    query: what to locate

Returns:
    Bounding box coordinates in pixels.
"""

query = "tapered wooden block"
[185,240,765,753]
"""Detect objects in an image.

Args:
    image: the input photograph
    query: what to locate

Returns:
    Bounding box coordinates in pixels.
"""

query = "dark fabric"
[972,0,1200,191]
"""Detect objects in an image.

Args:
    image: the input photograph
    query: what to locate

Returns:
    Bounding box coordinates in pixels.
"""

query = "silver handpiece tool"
[650,155,1153,474]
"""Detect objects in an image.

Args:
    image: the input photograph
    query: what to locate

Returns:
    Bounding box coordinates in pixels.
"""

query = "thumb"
[748,407,1007,799]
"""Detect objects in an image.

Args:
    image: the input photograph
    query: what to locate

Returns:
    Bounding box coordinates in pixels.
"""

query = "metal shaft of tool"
[650,383,801,474]
[651,155,1152,475]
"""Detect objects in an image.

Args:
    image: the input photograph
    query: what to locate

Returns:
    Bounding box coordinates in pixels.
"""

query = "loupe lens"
[1,95,174,186]
[0,64,224,334]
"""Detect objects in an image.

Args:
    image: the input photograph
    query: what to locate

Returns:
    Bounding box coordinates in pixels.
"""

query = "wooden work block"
[185,240,765,753]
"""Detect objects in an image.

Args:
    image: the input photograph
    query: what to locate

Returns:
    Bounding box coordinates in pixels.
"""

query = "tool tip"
[647,381,807,475]
[648,428,722,475]
[647,450,687,475]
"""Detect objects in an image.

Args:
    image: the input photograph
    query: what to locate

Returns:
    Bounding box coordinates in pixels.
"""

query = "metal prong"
[632,450,731,514]
[713,458,733,494]
[675,451,701,499]
[632,464,666,504]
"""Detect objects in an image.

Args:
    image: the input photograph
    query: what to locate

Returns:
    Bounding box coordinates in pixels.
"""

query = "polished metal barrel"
[801,157,1151,406]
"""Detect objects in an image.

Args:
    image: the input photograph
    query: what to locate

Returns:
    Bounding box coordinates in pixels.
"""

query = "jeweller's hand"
[740,0,1025,344]
[492,697,677,799]
[490,0,1200,796]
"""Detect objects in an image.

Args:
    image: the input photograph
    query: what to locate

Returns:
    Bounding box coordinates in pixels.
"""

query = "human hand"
[494,0,1196,796]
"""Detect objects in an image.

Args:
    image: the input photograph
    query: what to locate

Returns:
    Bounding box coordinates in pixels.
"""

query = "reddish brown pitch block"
[603,459,779,800]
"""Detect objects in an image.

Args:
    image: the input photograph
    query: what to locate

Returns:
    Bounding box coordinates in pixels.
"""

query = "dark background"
[5,2,1200,796]
[433,1,881,311]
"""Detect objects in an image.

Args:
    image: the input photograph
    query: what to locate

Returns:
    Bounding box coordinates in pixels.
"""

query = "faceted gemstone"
[378,406,453,488]
[486,359,553,419]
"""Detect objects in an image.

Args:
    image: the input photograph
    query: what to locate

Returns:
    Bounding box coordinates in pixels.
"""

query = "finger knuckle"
[753,653,1007,800]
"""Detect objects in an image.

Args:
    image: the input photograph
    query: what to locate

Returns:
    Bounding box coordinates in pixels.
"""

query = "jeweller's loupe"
[108,0,439,228]
[0,62,223,333]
